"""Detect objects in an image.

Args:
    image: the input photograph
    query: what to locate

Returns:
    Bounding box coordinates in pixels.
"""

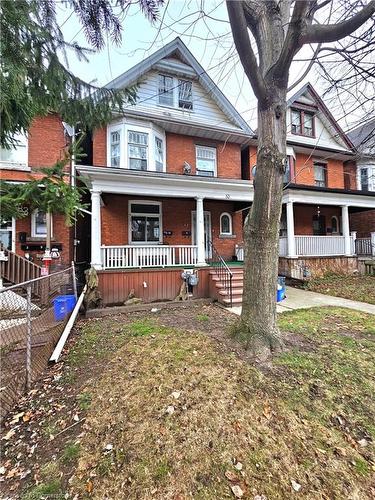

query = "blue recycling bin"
[53,295,77,321]
[276,276,286,302]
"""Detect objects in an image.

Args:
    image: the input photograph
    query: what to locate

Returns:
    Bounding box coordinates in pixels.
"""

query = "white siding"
[286,108,348,151]
[129,70,242,132]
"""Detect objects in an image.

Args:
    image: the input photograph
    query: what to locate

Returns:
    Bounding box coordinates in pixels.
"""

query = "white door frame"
[191,211,212,259]
[0,217,16,252]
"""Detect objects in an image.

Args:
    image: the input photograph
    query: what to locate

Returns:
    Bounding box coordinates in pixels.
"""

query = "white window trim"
[331,215,340,235]
[31,209,53,238]
[0,217,16,252]
[128,200,163,245]
[107,122,166,172]
[157,74,194,111]
[220,212,233,236]
[0,133,29,171]
[195,145,217,177]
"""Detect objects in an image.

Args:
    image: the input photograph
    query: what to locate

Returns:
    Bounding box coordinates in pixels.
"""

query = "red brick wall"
[166,133,241,179]
[350,210,375,238]
[294,204,342,235]
[91,129,241,179]
[93,127,107,166]
[100,195,243,260]
[28,114,67,169]
[14,214,73,265]
[248,148,347,189]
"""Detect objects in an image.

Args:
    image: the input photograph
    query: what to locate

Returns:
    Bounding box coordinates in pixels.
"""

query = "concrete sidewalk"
[230,286,375,316]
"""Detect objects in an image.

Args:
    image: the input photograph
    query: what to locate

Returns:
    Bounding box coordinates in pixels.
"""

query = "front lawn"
[1,304,374,499]
[305,273,375,304]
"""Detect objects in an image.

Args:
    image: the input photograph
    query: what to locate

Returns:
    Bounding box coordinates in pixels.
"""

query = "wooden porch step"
[209,269,243,276]
[210,274,243,282]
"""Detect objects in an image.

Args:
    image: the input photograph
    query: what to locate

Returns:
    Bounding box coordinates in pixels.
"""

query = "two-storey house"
[0,115,75,269]
[75,39,375,304]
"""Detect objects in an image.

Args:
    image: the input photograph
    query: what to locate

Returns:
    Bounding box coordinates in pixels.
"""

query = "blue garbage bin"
[53,295,77,321]
[276,276,286,302]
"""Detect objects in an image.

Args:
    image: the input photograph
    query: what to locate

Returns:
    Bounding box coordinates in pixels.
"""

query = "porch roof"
[77,165,255,202]
[283,186,375,209]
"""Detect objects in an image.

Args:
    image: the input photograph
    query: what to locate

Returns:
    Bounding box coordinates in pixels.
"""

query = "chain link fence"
[0,267,77,421]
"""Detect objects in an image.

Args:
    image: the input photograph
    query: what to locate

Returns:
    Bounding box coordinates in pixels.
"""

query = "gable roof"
[105,37,253,136]
[348,118,375,156]
[288,82,354,150]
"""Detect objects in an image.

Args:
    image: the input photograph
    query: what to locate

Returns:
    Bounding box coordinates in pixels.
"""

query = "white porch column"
[341,205,351,256]
[91,190,102,269]
[195,196,207,266]
[286,201,296,258]
[371,232,375,257]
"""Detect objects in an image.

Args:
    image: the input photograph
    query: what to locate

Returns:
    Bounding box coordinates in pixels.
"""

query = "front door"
[191,211,212,259]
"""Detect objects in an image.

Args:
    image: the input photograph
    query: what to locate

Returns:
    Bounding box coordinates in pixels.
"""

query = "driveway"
[230,286,375,316]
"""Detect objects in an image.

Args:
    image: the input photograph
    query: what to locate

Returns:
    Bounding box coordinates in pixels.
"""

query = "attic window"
[291,108,314,137]
[158,74,193,110]
[178,80,193,109]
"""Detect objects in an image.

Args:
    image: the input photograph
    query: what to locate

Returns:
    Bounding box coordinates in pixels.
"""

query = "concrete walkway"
[230,286,375,316]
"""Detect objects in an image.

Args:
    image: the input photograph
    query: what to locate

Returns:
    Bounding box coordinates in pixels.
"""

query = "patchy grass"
[2,305,375,499]
[304,273,375,304]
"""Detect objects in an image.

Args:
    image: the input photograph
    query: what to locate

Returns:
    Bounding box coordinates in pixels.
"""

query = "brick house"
[0,115,75,267]
[2,38,375,304]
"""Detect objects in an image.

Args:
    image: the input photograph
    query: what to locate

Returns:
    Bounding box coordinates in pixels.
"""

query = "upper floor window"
[155,137,163,172]
[159,75,174,106]
[314,162,327,187]
[0,133,28,168]
[158,74,193,110]
[128,131,148,171]
[110,130,121,167]
[360,167,369,191]
[291,108,314,137]
[31,210,53,238]
[196,146,216,177]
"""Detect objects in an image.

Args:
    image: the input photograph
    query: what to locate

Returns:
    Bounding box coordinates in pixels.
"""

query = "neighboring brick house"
[0,114,74,266]
[347,119,375,237]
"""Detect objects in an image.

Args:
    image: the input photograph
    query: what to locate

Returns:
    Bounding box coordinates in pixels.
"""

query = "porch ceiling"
[77,165,255,202]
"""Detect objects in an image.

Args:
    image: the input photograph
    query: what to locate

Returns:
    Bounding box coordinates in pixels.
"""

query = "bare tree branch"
[226,0,268,104]
[303,0,375,43]
[287,43,322,91]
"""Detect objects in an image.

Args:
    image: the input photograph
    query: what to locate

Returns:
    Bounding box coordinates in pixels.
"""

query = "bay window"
[129,202,162,244]
[155,137,163,172]
[196,146,216,177]
[128,131,148,171]
[110,130,121,167]
[0,133,28,169]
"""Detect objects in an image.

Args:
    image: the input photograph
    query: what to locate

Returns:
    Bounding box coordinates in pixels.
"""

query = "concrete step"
[222,296,243,305]
[218,288,243,297]
[216,281,243,290]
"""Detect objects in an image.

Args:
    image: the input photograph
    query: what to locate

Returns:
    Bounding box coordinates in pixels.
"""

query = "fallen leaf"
[171,391,181,400]
[10,412,25,425]
[2,429,16,440]
[225,470,238,482]
[291,480,301,492]
[86,480,93,494]
[234,462,243,471]
[166,405,175,415]
[231,484,244,498]
[263,404,272,420]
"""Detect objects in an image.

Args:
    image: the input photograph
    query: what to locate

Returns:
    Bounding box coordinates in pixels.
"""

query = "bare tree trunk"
[237,88,287,359]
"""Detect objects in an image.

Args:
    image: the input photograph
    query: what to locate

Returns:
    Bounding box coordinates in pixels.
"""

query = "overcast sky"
[57,0,368,131]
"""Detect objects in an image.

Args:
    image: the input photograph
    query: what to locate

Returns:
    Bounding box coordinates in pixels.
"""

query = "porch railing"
[295,235,349,256]
[208,241,233,307]
[355,238,373,256]
[100,245,198,269]
[0,248,42,286]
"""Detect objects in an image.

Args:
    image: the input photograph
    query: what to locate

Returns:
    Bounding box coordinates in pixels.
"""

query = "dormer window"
[291,108,315,137]
[158,74,193,110]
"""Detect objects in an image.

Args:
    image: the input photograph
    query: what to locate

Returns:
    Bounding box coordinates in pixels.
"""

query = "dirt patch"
[304,273,375,304]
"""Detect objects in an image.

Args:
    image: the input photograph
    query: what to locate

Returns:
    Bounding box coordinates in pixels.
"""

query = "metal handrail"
[208,240,233,307]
